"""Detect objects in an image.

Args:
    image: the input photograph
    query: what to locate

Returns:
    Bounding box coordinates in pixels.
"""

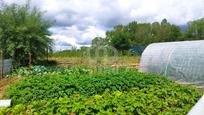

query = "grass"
[49,56,140,68]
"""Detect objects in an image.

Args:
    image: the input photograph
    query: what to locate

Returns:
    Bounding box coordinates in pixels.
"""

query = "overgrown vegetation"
[50,46,137,58]
[0,67,202,114]
[0,1,52,67]
[49,56,140,67]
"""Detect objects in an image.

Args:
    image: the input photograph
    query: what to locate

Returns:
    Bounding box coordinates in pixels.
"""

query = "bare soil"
[0,77,20,99]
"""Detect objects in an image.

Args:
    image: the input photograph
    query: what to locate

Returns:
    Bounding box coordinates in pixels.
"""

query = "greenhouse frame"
[139,40,204,85]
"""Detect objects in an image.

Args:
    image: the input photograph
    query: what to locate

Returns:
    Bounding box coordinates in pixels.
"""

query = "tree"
[186,18,204,40]
[91,37,107,47]
[110,32,131,51]
[0,1,53,67]
[92,19,184,52]
[105,25,131,51]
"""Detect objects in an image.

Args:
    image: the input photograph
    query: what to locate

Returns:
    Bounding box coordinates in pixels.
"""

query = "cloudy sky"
[4,0,204,50]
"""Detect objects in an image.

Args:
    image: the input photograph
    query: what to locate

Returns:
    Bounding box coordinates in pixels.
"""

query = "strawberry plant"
[6,69,176,104]
[1,67,203,114]
[1,87,202,114]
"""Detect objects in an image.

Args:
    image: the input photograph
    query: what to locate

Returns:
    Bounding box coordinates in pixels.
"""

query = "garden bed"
[0,66,203,114]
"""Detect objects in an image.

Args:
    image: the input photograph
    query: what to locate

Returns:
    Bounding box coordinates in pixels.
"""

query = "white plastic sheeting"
[0,100,11,107]
[188,95,204,115]
[139,40,204,84]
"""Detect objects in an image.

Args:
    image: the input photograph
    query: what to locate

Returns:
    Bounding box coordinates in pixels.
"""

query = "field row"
[0,66,202,114]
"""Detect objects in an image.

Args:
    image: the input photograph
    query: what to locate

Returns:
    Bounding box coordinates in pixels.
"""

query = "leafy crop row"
[2,67,203,114]
[1,86,202,114]
[6,69,174,104]
[12,66,92,76]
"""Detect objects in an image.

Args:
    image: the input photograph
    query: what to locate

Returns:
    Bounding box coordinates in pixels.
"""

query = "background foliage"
[91,18,204,52]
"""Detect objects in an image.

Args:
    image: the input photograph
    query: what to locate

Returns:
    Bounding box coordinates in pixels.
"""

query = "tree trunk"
[29,52,32,74]
[1,49,3,79]
[47,47,49,63]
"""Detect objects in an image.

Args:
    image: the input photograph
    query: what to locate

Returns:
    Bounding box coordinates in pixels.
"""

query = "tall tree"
[92,19,184,51]
[92,37,107,47]
[0,1,53,67]
[106,25,131,51]
[186,18,204,40]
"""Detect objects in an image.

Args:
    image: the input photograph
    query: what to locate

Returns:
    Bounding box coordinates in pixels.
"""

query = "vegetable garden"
[0,1,204,115]
[0,66,203,114]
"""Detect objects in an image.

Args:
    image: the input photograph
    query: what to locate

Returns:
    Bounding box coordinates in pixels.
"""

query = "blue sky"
[5,0,204,50]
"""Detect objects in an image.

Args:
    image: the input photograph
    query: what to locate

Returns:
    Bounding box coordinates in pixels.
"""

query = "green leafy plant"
[1,86,202,114]
[12,66,92,76]
[2,67,203,114]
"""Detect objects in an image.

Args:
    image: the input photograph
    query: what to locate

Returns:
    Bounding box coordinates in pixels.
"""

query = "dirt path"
[0,77,19,99]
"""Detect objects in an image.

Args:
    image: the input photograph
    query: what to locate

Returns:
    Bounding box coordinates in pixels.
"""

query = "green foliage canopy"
[92,18,204,51]
[103,19,182,50]
[0,1,53,67]
[186,18,204,39]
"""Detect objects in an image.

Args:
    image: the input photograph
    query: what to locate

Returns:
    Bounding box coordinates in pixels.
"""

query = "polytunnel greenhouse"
[139,40,204,85]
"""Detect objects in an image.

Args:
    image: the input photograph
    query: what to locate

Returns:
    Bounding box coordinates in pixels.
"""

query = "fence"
[0,59,12,79]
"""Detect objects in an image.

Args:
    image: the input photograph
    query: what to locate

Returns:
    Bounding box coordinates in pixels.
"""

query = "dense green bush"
[1,67,203,114]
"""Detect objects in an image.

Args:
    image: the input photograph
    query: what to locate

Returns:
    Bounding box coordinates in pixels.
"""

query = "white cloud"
[4,0,204,50]
[130,0,204,24]
[49,25,105,49]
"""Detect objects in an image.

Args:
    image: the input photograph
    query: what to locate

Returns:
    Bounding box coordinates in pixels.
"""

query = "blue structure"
[129,46,146,55]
